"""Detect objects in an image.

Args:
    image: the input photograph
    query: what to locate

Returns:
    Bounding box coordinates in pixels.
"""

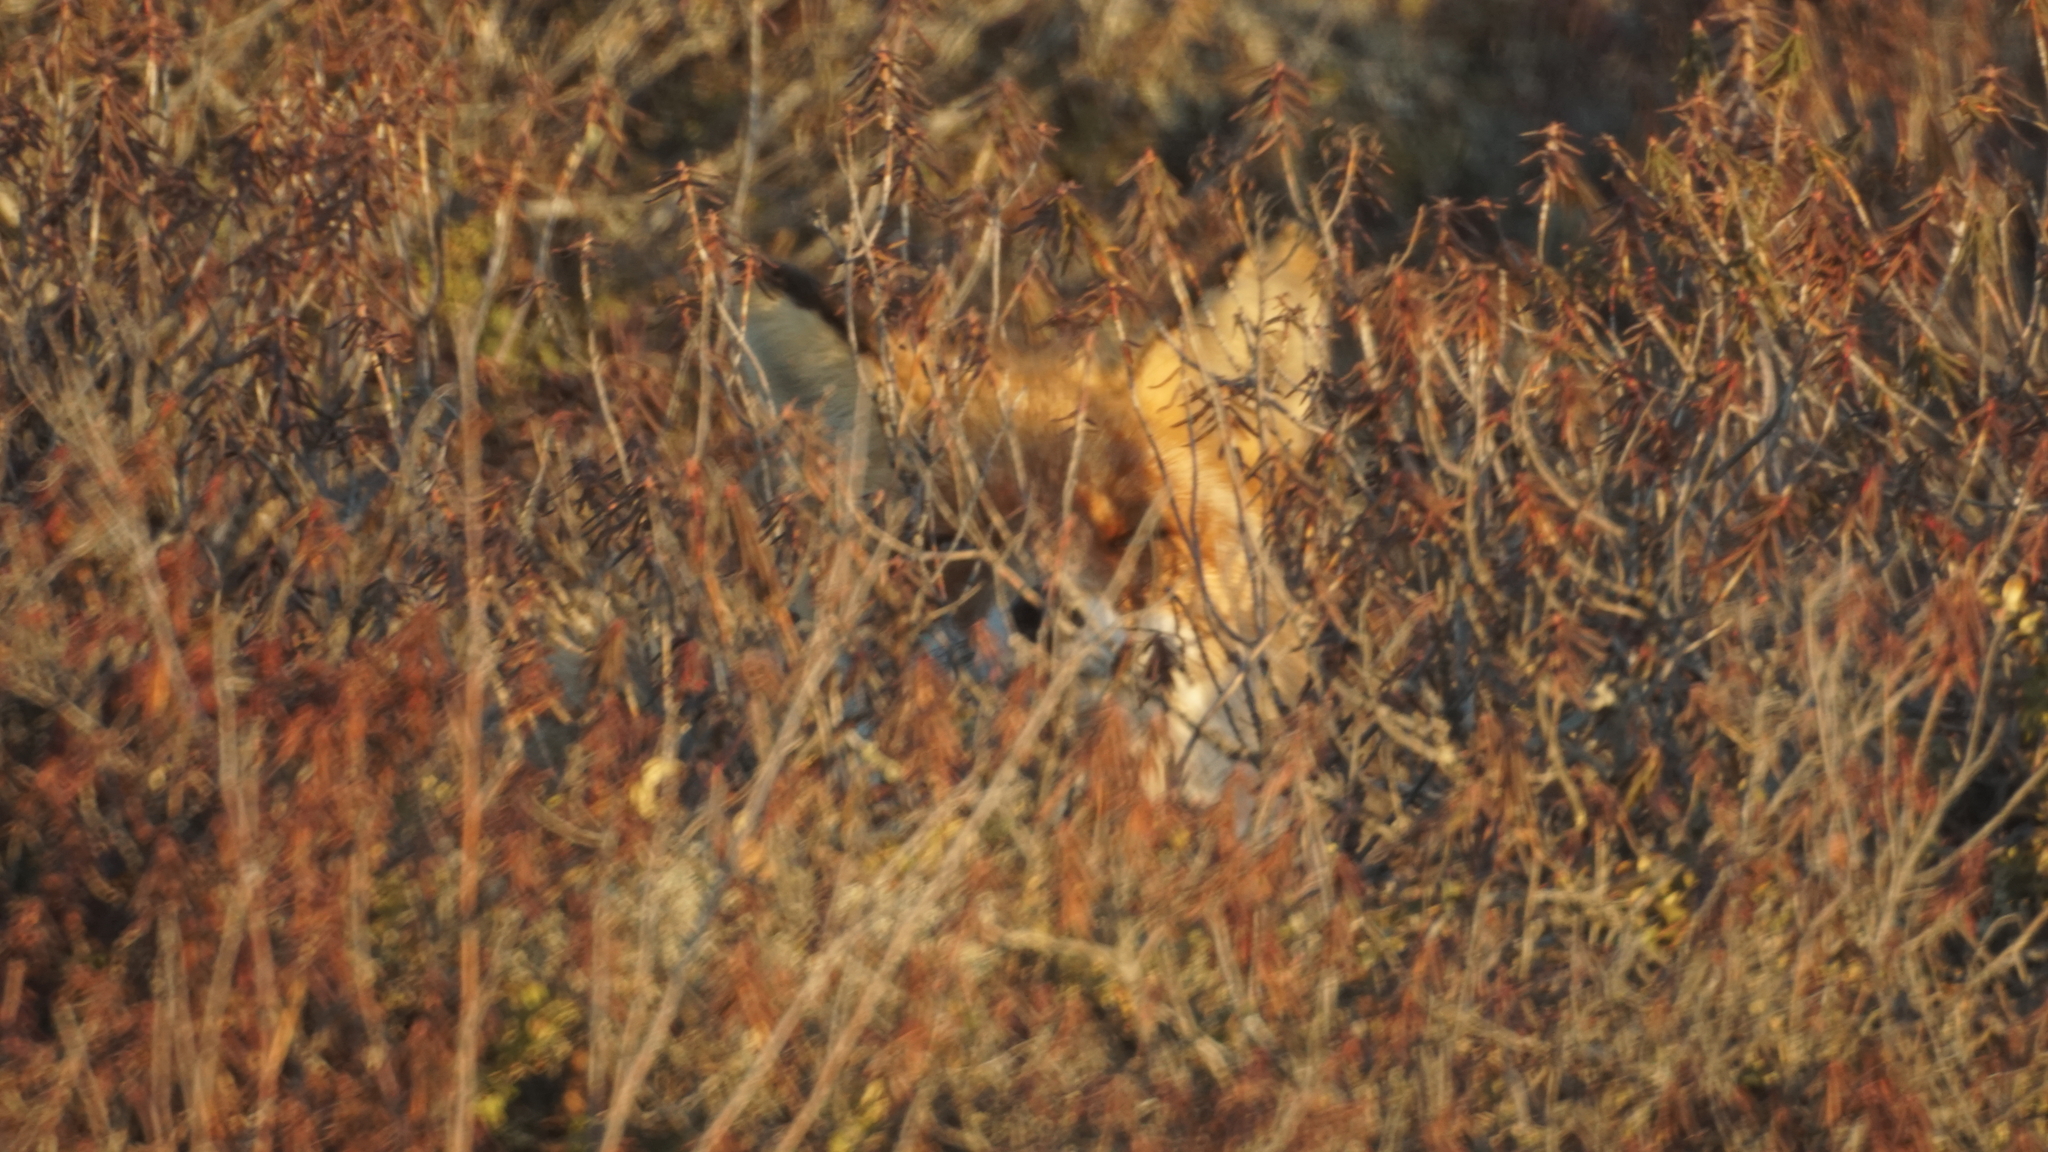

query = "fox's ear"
[1131,224,1328,454]
[736,281,919,495]
[736,285,866,437]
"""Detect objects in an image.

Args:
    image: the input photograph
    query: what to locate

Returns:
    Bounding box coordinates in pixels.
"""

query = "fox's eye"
[1105,531,1134,552]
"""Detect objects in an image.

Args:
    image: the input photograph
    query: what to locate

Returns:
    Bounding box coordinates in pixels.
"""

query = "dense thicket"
[4,2,2047,1149]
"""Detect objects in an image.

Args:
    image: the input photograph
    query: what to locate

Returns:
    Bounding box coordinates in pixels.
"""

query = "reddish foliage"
[4,2,2048,1150]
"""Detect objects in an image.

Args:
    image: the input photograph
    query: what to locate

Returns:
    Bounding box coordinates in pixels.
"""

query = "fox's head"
[742,228,1328,802]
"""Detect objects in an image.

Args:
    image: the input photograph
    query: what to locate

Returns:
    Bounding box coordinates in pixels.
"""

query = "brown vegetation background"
[5,1,2048,1149]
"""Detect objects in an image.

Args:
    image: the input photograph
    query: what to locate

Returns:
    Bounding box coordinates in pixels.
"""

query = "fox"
[737,227,1328,803]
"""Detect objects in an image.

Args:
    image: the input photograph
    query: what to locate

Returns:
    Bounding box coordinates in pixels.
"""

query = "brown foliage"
[4,2,2048,1151]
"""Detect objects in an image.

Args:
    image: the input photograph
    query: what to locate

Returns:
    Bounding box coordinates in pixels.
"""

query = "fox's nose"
[1006,595,1104,644]
[1008,596,1045,643]
[1006,593,1127,677]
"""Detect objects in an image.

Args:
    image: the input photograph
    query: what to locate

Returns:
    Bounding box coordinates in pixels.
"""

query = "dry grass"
[4,1,2048,1150]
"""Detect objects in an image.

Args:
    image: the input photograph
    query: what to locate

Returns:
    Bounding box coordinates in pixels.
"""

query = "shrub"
[2,2,2045,1149]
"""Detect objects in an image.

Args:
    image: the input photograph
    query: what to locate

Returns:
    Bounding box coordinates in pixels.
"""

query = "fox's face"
[941,382,1304,803]
[744,230,1326,802]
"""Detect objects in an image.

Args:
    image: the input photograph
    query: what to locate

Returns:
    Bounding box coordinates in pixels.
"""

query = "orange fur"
[743,229,1327,802]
